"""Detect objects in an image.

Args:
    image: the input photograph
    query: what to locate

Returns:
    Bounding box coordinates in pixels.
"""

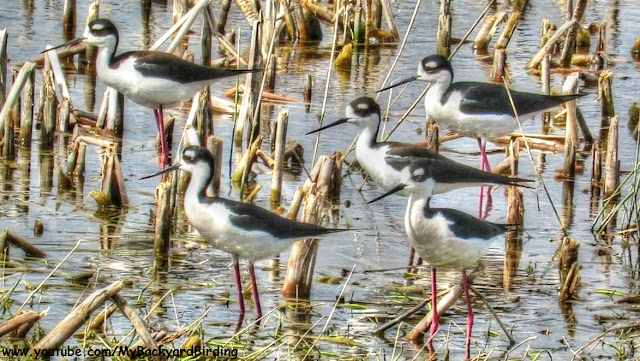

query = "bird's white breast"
[97,56,210,109]
[424,91,517,139]
[405,197,490,270]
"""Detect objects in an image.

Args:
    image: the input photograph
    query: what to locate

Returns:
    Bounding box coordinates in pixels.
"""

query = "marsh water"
[1,0,640,359]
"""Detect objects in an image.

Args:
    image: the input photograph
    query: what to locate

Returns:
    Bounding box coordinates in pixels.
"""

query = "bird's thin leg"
[232,257,246,317]
[248,262,263,322]
[481,139,493,219]
[408,247,415,271]
[428,267,438,354]
[478,138,492,172]
[154,106,170,169]
[462,270,474,361]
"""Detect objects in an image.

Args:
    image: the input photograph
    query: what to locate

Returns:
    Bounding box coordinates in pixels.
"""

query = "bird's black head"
[306,96,381,135]
[140,146,215,184]
[348,96,381,118]
[418,54,454,83]
[82,19,120,50]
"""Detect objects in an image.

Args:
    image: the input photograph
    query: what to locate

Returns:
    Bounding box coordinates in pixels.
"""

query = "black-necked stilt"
[368,163,512,360]
[50,19,258,169]
[143,146,342,321]
[306,96,532,196]
[377,54,585,172]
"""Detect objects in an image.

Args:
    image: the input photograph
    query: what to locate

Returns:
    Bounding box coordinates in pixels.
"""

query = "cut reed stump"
[527,19,577,69]
[603,116,619,200]
[0,29,7,105]
[100,145,129,207]
[558,236,580,302]
[29,280,124,358]
[436,0,452,57]
[270,109,288,206]
[472,12,507,53]
[562,72,580,179]
[560,0,587,67]
[154,180,172,255]
[0,62,37,148]
[282,154,341,299]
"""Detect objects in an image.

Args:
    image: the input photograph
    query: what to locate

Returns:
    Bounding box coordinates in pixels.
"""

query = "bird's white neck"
[184,166,214,207]
[94,43,118,82]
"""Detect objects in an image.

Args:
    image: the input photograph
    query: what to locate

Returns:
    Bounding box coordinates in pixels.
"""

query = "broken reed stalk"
[0,62,36,136]
[234,23,260,145]
[62,0,76,40]
[598,70,615,127]
[18,68,35,146]
[271,109,288,206]
[436,0,452,57]
[88,303,118,330]
[562,72,580,178]
[311,0,342,165]
[0,229,47,258]
[206,135,223,196]
[232,135,263,187]
[472,12,504,53]
[282,154,340,298]
[303,74,312,109]
[527,19,577,69]
[0,311,45,338]
[81,2,99,66]
[154,180,172,255]
[541,54,551,128]
[105,88,124,137]
[0,29,7,105]
[100,146,129,207]
[111,294,161,361]
[495,11,520,49]
[29,280,124,358]
[507,138,524,225]
[491,48,506,83]
[41,60,56,148]
[217,0,232,33]
[558,236,580,301]
[560,0,587,67]
[292,0,309,40]
[604,116,619,200]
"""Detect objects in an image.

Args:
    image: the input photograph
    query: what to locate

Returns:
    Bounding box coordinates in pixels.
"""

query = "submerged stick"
[0,230,46,258]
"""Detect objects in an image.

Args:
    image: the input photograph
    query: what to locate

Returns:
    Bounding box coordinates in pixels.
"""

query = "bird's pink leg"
[154,106,169,169]
[408,247,416,271]
[233,259,246,317]
[248,263,263,322]
[462,270,474,360]
[477,138,494,219]
[428,267,438,354]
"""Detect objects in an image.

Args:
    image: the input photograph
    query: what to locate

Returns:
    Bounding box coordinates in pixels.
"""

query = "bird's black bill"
[140,164,180,180]
[367,184,407,204]
[40,37,84,54]
[376,76,418,93]
[305,118,349,135]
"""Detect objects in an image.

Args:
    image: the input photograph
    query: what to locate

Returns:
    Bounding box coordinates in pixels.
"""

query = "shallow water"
[1,0,640,359]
